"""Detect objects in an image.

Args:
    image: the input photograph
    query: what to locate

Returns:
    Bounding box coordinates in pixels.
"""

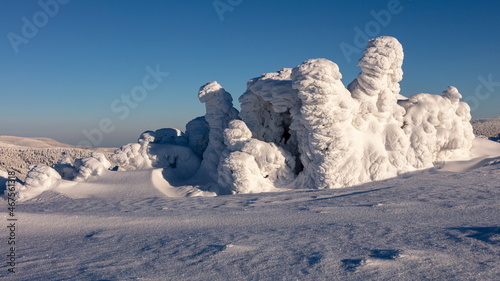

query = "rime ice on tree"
[196,81,239,181]
[24,36,475,197]
[211,36,474,193]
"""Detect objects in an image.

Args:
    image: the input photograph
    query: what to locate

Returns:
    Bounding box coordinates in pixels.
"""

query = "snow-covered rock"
[239,68,301,170]
[149,143,201,179]
[112,143,151,170]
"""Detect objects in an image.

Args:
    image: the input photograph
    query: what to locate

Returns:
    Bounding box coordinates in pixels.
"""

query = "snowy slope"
[0,136,86,148]
[1,139,499,280]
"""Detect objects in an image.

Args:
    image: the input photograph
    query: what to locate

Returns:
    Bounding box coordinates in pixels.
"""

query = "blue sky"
[1,0,499,147]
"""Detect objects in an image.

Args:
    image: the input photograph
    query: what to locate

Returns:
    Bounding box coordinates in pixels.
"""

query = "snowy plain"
[1,138,500,280]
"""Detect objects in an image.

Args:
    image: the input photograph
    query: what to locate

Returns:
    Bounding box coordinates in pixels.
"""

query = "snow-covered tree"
[217,120,295,194]
[185,116,210,158]
[290,58,360,188]
[400,86,474,167]
[18,35,478,196]
[197,81,239,180]
[53,153,78,180]
[347,36,409,180]
[20,164,62,200]
[75,152,111,181]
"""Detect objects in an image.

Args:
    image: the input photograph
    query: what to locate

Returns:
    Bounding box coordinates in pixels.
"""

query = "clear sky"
[1,0,499,147]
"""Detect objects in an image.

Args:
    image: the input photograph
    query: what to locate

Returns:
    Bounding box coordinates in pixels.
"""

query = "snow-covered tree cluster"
[20,36,475,196]
[0,147,101,179]
[107,36,474,194]
[471,117,500,139]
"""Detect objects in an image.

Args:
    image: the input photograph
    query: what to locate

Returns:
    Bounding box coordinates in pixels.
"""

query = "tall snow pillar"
[197,81,239,180]
[348,36,405,129]
[290,58,359,189]
[348,36,409,179]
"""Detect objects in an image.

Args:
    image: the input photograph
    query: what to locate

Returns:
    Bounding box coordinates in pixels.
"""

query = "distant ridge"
[0,136,90,149]
[0,136,114,179]
[471,117,500,138]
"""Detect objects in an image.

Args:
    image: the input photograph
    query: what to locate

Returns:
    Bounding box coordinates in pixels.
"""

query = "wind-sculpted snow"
[347,36,409,179]
[15,36,478,199]
[239,68,301,169]
[197,81,240,180]
[290,58,360,189]
[53,154,78,180]
[348,36,405,128]
[111,128,201,178]
[20,164,61,200]
[400,86,474,168]
[74,152,111,181]
[226,36,474,192]
[217,120,295,194]
[185,116,210,158]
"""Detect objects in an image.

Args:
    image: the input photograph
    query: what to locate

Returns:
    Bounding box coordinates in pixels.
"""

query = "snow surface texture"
[2,33,498,278]
[3,140,500,280]
[16,36,477,197]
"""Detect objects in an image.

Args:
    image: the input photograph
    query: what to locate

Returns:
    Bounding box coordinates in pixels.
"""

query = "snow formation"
[20,164,61,200]
[74,152,112,181]
[217,36,474,193]
[217,120,295,194]
[196,81,240,180]
[19,36,476,197]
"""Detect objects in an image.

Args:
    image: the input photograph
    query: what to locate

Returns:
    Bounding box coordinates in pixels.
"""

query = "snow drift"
[18,36,477,198]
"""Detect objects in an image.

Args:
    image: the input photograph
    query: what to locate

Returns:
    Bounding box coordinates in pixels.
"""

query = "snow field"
[2,156,499,280]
